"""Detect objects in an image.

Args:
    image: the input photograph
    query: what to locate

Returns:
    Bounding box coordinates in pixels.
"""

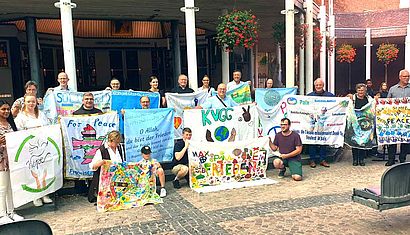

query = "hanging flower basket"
[216,10,259,52]
[336,44,356,63]
[376,43,399,65]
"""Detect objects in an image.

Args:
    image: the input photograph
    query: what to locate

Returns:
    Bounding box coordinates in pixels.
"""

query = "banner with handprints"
[43,90,111,124]
[255,87,297,111]
[124,108,174,162]
[345,100,376,149]
[6,125,63,208]
[257,95,350,148]
[188,137,276,193]
[183,104,257,142]
[165,91,208,139]
[60,112,119,179]
[212,83,252,104]
[97,160,162,212]
[376,97,410,145]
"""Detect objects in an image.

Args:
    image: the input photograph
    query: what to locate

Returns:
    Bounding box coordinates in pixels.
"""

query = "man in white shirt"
[197,83,238,109]
[227,70,245,91]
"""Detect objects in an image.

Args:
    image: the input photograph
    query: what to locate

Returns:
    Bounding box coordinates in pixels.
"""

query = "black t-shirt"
[147,89,165,108]
[72,105,103,115]
[354,95,368,109]
[171,86,194,94]
[172,139,188,167]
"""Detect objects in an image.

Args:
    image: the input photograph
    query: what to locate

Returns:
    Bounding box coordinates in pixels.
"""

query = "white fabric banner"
[257,95,350,147]
[188,137,276,193]
[165,91,208,138]
[60,112,119,179]
[6,125,63,208]
[183,104,257,142]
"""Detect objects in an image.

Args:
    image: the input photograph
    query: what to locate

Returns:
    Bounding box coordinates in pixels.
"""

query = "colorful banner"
[43,90,112,124]
[257,95,350,147]
[376,97,410,145]
[165,91,208,138]
[5,125,63,208]
[124,108,174,162]
[60,112,119,179]
[111,90,160,133]
[97,161,162,212]
[345,100,376,149]
[188,137,276,193]
[212,83,252,104]
[255,87,297,111]
[183,104,257,142]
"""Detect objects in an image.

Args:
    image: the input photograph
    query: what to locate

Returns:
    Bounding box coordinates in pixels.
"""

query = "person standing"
[269,118,303,181]
[171,74,194,94]
[47,72,70,92]
[147,76,166,107]
[11,81,43,118]
[307,78,334,168]
[227,70,245,91]
[197,83,238,109]
[197,75,215,96]
[366,79,375,98]
[385,69,410,166]
[379,82,389,98]
[0,100,24,223]
[105,78,121,90]
[265,78,274,88]
[73,93,103,115]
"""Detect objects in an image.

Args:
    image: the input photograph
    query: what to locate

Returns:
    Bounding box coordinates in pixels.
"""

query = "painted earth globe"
[214,126,230,141]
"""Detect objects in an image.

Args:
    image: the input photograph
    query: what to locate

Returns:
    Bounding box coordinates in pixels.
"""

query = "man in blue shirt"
[198,83,238,109]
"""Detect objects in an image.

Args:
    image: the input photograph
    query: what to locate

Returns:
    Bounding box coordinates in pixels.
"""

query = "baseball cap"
[141,146,152,154]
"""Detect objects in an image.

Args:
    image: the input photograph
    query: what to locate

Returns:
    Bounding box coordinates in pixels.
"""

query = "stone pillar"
[305,0,314,93]
[221,9,230,85]
[171,20,181,86]
[54,0,77,91]
[365,28,372,81]
[319,3,326,87]
[299,14,305,95]
[25,17,44,95]
[328,0,335,94]
[406,6,410,70]
[285,0,295,87]
[182,0,199,90]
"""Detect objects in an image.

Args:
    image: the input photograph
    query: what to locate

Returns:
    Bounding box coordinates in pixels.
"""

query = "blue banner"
[255,87,297,111]
[124,108,174,162]
[111,90,160,133]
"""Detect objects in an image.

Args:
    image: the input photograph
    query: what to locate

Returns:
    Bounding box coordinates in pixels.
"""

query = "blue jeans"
[309,145,326,162]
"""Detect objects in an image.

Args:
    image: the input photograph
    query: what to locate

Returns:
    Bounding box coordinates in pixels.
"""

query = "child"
[139,146,167,197]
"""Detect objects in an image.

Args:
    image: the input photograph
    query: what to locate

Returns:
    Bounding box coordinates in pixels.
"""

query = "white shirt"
[197,86,215,97]
[227,81,244,91]
[53,86,70,91]
[15,111,49,130]
[89,143,124,171]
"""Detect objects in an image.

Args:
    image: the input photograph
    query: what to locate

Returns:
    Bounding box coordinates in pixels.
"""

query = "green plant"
[376,43,399,65]
[336,44,356,63]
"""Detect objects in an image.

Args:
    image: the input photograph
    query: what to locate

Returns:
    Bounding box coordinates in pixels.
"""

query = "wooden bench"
[352,162,410,211]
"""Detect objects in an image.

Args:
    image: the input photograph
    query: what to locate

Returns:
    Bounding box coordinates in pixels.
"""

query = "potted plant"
[336,44,356,89]
[376,43,399,83]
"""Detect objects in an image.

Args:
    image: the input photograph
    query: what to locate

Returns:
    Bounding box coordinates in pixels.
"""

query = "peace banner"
[124,108,174,162]
[60,112,119,179]
[43,90,112,124]
[188,137,276,193]
[376,98,410,145]
[97,161,162,212]
[111,90,160,133]
[212,83,252,104]
[257,95,350,147]
[183,104,257,142]
[345,100,376,149]
[165,91,208,138]
[6,125,63,208]
[255,87,297,111]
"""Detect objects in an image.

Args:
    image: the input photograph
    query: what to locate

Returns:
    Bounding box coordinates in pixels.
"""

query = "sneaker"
[42,195,53,204]
[173,180,181,189]
[320,160,330,167]
[33,198,43,207]
[0,215,13,224]
[278,168,286,178]
[309,161,316,168]
[385,161,395,166]
[160,188,167,198]
[8,212,24,222]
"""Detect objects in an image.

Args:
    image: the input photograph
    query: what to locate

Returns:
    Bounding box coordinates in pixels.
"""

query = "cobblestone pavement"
[17,158,410,234]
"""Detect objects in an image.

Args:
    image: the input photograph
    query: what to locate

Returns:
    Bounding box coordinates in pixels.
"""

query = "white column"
[181,0,199,90]
[365,28,372,80]
[285,0,295,87]
[221,9,230,84]
[54,0,77,91]
[305,0,314,93]
[328,1,335,94]
[299,14,305,95]
[253,45,258,87]
[319,3,326,87]
[277,43,283,87]
[406,6,410,70]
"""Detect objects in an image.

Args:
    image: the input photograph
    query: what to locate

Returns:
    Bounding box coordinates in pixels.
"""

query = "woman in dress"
[148,76,166,107]
[0,100,24,223]
[14,94,52,207]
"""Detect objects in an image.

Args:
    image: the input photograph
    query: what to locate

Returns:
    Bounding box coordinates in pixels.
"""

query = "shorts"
[171,164,188,175]
[281,158,303,176]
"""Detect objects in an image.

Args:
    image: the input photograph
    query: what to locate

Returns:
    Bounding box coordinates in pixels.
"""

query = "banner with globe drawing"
[183,104,257,142]
[255,87,297,111]
[376,98,410,145]
[345,100,376,149]
[256,95,350,147]
[60,112,119,179]
[5,125,63,208]
[165,91,208,139]
[212,83,252,105]
[188,137,276,193]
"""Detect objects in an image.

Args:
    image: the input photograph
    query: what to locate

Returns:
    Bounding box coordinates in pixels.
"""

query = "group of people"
[0,67,409,223]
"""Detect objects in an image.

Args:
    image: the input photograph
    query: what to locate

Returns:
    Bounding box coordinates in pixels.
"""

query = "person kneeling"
[269,118,303,181]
